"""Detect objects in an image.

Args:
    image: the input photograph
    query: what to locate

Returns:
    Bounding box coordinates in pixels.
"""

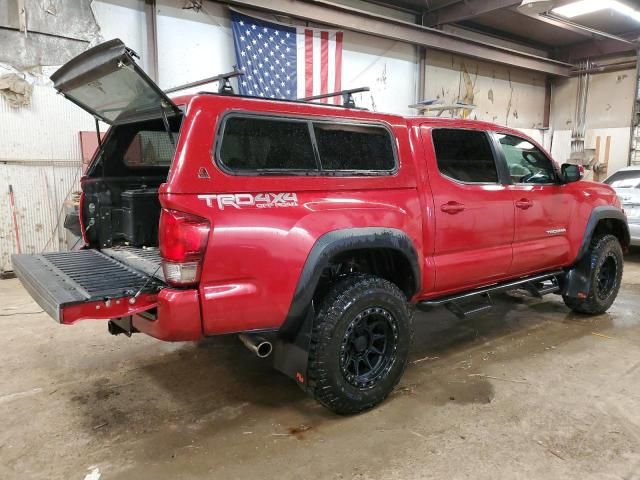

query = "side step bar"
[417,271,563,319]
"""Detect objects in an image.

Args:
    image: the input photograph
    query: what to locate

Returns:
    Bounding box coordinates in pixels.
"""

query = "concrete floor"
[1,254,640,480]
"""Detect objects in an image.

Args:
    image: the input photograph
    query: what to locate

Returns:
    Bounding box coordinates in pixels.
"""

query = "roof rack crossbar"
[300,87,369,108]
[165,67,244,95]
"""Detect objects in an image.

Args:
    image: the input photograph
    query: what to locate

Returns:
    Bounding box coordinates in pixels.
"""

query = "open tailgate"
[11,250,162,324]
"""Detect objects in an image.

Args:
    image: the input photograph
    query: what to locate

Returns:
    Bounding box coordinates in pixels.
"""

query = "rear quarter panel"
[162,95,422,335]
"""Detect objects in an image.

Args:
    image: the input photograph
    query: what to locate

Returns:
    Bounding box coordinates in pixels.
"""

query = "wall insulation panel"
[0,69,95,161]
[424,49,547,129]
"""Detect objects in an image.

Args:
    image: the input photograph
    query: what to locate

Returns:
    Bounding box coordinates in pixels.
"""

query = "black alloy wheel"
[340,307,399,389]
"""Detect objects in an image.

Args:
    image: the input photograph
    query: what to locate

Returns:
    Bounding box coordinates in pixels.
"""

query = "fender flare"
[574,206,629,261]
[278,227,420,337]
[563,206,629,298]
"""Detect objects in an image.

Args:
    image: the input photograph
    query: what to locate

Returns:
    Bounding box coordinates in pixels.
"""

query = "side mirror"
[561,163,584,183]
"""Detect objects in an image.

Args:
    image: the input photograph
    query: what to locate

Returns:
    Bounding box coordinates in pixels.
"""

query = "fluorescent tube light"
[553,0,640,22]
[553,0,605,17]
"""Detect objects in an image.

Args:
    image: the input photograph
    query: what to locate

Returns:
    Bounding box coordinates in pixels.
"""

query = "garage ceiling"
[370,0,640,59]
[461,9,586,47]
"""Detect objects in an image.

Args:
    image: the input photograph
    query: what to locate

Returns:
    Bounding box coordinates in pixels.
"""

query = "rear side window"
[431,129,498,183]
[219,117,317,172]
[313,123,395,172]
[217,115,396,175]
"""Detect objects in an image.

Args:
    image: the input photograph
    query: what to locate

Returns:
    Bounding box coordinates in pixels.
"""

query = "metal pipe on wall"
[571,60,637,76]
[543,77,551,129]
[570,59,590,162]
[145,0,159,82]
[628,50,640,166]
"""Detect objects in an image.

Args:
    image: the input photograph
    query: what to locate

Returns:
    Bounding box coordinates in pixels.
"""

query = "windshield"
[604,170,640,189]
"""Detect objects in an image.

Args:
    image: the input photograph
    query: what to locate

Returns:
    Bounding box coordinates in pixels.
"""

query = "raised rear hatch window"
[51,38,180,125]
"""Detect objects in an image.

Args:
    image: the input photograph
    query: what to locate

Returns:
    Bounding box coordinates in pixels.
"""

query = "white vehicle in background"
[604,166,640,246]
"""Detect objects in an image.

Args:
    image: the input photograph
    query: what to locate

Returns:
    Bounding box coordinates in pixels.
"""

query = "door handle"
[515,198,533,210]
[440,201,465,214]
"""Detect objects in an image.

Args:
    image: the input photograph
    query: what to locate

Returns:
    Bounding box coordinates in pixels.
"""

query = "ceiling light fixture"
[517,0,555,15]
[553,0,640,22]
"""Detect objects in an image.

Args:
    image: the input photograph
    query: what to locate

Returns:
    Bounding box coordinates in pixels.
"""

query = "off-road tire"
[307,274,413,415]
[563,234,623,314]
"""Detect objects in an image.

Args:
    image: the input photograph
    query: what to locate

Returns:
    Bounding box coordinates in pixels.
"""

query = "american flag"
[231,10,343,103]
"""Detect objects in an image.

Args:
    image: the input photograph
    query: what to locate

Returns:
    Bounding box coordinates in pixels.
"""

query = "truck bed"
[102,246,164,281]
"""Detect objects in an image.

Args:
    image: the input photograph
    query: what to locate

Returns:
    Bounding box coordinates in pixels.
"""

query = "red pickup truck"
[13,40,629,414]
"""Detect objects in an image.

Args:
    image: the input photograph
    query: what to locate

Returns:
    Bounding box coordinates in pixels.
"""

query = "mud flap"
[561,254,592,299]
[11,250,162,324]
[272,305,315,392]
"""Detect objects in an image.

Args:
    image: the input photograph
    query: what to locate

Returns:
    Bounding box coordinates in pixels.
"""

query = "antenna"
[165,67,244,95]
[300,87,370,108]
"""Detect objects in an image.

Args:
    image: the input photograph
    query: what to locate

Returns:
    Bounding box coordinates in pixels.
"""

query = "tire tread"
[307,274,413,415]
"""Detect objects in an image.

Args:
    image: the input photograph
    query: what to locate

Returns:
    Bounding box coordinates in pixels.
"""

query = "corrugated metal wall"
[0,162,81,271]
[0,76,94,273]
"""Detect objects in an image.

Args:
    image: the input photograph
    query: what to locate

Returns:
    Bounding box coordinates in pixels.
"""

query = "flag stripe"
[327,33,336,104]
[320,31,329,103]
[296,28,306,99]
[304,29,314,98]
[312,32,321,97]
[334,31,343,104]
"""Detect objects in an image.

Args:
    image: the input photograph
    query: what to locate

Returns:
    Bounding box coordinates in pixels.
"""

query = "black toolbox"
[121,188,160,247]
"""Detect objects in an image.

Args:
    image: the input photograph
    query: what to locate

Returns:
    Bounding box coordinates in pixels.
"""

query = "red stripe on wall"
[334,31,343,105]
[320,31,329,103]
[305,29,314,98]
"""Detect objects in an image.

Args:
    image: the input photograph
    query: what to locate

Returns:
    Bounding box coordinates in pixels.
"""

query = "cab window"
[431,129,499,183]
[498,134,557,184]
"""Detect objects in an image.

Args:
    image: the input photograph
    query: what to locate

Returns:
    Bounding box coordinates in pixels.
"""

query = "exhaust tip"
[239,333,273,358]
[256,340,273,358]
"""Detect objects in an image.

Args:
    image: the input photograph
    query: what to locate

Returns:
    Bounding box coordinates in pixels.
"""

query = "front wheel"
[563,234,623,314]
[307,274,413,415]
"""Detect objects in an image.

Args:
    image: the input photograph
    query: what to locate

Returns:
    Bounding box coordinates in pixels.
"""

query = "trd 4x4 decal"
[198,193,298,210]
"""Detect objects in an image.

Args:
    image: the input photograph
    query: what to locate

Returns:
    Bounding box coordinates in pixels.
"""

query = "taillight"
[159,209,210,287]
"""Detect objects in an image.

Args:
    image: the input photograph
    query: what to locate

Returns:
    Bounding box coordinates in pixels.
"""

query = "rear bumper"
[132,288,202,341]
[630,222,640,246]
